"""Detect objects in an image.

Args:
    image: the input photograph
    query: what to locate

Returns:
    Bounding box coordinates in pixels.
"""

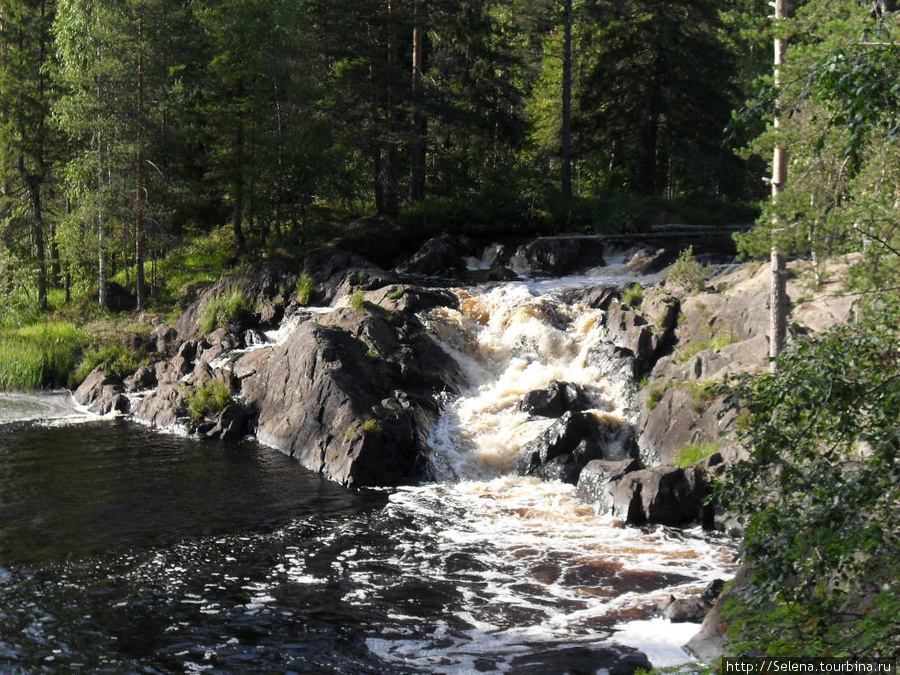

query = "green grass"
[623,282,644,307]
[674,441,721,468]
[676,330,739,363]
[200,286,253,334]
[0,322,88,390]
[296,273,315,305]
[349,288,367,314]
[185,381,233,421]
[72,343,147,386]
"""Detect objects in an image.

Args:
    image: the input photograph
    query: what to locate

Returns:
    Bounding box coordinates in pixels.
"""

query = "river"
[0,268,736,674]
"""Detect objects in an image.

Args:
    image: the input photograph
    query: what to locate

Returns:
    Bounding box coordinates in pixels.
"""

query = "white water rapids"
[350,269,737,670]
[0,264,737,673]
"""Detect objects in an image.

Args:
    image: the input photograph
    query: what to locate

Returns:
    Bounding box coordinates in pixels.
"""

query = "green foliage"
[0,322,88,390]
[296,273,314,305]
[386,286,405,301]
[674,442,720,468]
[72,343,146,387]
[676,331,739,364]
[199,286,253,334]
[344,414,382,442]
[348,289,367,314]
[623,283,643,307]
[666,246,710,294]
[185,380,233,421]
[720,300,900,656]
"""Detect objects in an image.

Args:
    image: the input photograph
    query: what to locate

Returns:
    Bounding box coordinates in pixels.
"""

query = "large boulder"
[516,411,638,484]
[519,381,590,418]
[236,289,464,487]
[394,234,475,277]
[607,465,712,526]
[73,369,129,415]
[509,237,604,277]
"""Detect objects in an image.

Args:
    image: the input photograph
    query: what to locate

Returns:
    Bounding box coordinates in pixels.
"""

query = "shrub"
[73,343,146,386]
[666,246,709,293]
[200,286,253,334]
[185,381,233,421]
[721,301,900,656]
[296,273,314,305]
[349,288,367,314]
[623,282,643,307]
[673,441,720,468]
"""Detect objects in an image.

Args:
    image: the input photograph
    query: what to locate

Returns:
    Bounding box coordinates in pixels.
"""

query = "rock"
[516,411,639,483]
[124,365,157,392]
[519,381,589,418]
[666,597,711,623]
[237,297,465,487]
[150,323,177,355]
[534,454,582,483]
[575,458,643,510]
[394,235,474,276]
[609,652,654,675]
[175,261,296,340]
[131,383,187,429]
[637,385,736,466]
[204,403,247,442]
[510,237,604,276]
[624,245,674,275]
[302,249,398,307]
[603,291,679,378]
[608,465,711,526]
[685,568,748,662]
[73,369,129,415]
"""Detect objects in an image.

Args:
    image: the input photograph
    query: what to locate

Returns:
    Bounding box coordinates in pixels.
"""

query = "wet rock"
[575,458,643,510]
[519,381,590,418]
[534,454,582,483]
[74,369,129,415]
[516,411,639,483]
[124,365,157,393]
[608,465,711,526]
[510,237,604,277]
[204,403,248,442]
[237,295,465,487]
[685,567,749,662]
[394,234,474,276]
[131,383,187,429]
[609,652,655,675]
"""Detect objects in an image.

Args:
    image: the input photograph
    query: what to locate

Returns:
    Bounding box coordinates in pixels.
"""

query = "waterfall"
[423,281,629,482]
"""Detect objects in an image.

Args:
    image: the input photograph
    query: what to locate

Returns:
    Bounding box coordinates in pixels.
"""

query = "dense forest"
[1,0,775,313]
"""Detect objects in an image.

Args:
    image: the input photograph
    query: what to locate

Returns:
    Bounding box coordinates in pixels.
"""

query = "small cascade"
[423,282,630,482]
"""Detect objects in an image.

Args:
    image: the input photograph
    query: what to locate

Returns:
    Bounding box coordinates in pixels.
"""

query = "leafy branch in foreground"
[720,300,900,657]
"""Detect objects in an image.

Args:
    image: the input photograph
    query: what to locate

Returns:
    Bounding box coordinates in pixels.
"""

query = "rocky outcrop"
[575,460,713,527]
[74,370,129,415]
[509,236,605,277]
[519,381,589,418]
[659,578,725,623]
[516,411,639,485]
[234,287,464,487]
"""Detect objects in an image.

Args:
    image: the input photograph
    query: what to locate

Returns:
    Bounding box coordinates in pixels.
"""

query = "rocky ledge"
[74,237,859,520]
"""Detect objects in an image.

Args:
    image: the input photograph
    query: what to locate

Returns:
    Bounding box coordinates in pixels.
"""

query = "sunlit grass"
[0,322,88,390]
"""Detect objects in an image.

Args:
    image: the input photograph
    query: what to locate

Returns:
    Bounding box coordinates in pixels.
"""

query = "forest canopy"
[1,0,772,313]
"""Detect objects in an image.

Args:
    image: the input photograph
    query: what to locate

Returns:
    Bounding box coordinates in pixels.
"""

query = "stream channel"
[0,266,736,673]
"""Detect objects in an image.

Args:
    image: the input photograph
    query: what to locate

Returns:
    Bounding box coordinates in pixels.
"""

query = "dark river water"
[0,414,733,674]
[0,266,738,675]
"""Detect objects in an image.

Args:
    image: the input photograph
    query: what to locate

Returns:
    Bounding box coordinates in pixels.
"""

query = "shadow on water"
[0,419,386,566]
